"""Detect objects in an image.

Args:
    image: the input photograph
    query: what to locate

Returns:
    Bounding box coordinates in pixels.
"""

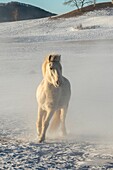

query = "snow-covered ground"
[0,8,113,169]
[0,7,113,43]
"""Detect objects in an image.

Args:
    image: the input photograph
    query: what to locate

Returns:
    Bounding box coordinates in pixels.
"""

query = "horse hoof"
[38,139,42,143]
[38,137,45,143]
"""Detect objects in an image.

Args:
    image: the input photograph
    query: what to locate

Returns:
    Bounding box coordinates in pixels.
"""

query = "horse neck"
[43,74,53,86]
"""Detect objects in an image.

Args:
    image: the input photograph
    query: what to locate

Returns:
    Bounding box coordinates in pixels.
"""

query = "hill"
[0,5,113,42]
[0,1,56,22]
[53,2,113,18]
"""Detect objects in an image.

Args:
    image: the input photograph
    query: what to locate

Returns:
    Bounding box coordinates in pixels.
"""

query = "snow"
[0,8,113,169]
[1,138,113,169]
[0,8,113,42]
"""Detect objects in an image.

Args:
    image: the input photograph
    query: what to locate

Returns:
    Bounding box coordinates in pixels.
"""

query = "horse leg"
[49,110,61,133]
[38,109,54,143]
[60,106,68,137]
[36,107,46,137]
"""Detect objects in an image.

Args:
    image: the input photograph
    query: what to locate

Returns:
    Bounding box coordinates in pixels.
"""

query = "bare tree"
[63,0,94,11]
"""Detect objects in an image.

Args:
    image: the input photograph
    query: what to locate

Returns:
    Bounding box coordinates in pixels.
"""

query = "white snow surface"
[0,8,113,169]
[0,7,113,42]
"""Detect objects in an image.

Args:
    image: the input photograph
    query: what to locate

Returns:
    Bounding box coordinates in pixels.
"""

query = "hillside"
[0,1,56,22]
[0,5,113,42]
[53,2,113,18]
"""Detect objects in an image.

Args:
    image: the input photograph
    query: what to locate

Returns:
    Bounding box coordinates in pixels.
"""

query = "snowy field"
[0,8,113,169]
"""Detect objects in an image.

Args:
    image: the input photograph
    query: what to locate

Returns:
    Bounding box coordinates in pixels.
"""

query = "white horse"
[36,54,71,142]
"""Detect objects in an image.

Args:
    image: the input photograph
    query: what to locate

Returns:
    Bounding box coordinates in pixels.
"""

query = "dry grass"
[51,2,113,19]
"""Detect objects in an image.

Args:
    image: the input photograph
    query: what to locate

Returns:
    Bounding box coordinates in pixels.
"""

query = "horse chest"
[45,85,61,99]
[38,80,70,110]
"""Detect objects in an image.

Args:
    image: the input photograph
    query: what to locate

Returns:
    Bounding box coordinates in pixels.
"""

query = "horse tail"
[49,110,61,132]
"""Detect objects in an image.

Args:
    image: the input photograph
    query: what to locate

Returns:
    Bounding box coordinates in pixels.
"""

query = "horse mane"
[42,54,61,77]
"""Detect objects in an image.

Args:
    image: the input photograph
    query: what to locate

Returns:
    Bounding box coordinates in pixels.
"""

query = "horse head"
[42,54,63,87]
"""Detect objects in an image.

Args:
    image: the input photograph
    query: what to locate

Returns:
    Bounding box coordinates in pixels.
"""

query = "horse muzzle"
[55,79,62,87]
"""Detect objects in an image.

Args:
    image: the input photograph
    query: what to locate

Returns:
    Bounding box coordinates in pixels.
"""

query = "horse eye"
[50,67,53,70]
[49,63,53,70]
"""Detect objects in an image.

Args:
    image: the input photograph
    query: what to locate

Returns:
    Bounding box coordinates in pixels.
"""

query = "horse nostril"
[56,80,60,85]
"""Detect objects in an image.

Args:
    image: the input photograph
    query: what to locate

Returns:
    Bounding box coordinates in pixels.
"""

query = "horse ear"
[55,54,61,62]
[49,55,52,62]
[58,55,61,62]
